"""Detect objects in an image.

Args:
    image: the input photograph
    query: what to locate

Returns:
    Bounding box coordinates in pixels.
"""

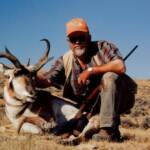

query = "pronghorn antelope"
[0,39,55,134]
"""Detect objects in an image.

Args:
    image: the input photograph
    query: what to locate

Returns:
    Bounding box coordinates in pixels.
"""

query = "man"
[37,18,136,142]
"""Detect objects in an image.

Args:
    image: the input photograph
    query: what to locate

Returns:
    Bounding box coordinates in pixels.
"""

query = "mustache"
[73,47,86,57]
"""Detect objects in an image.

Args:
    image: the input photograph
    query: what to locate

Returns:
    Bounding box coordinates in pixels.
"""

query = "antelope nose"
[28,90,37,98]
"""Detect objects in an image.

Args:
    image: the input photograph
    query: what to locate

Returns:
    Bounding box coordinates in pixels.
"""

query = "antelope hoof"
[41,122,53,132]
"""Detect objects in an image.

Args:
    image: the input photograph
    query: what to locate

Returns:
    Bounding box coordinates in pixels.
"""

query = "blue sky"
[0,0,149,79]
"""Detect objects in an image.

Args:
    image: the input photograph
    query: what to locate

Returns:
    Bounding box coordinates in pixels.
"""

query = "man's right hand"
[35,72,51,88]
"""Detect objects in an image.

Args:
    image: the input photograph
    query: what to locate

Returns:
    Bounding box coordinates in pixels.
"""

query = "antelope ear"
[4,69,14,79]
[0,63,14,78]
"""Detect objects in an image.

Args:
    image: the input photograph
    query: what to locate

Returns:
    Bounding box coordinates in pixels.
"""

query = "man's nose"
[75,40,81,44]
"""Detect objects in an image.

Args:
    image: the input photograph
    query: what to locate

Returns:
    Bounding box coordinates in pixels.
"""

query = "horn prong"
[30,39,52,73]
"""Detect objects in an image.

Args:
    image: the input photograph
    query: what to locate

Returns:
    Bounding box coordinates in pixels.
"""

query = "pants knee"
[101,72,119,89]
[102,72,118,80]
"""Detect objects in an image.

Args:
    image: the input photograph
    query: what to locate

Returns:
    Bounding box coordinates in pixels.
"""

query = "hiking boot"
[92,127,121,142]
[84,128,100,139]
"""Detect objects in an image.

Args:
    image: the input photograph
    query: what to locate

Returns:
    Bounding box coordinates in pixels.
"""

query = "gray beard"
[73,47,86,57]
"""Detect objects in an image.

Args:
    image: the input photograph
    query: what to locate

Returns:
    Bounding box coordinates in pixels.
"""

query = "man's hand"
[78,68,93,85]
[35,72,51,88]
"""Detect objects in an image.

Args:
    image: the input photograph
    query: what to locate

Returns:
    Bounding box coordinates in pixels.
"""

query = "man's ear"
[88,34,91,42]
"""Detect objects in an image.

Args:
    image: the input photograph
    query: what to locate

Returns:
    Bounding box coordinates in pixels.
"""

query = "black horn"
[30,39,53,73]
[0,47,25,69]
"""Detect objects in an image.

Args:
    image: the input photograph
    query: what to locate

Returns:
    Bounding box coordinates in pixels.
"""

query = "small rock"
[140,116,150,129]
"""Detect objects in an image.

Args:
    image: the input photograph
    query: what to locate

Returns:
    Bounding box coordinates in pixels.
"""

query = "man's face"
[67,31,91,58]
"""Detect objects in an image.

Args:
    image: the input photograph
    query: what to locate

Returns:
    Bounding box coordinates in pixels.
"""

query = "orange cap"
[66,18,89,36]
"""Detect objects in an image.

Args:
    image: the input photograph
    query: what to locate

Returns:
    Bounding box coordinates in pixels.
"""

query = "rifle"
[52,45,138,136]
[123,45,138,61]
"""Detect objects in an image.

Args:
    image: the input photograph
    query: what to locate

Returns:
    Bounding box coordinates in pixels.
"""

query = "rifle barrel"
[123,45,138,61]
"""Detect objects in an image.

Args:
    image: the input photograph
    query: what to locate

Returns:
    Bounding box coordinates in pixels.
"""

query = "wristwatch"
[87,67,93,73]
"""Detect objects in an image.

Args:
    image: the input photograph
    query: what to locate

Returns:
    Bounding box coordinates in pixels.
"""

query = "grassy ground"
[0,74,150,150]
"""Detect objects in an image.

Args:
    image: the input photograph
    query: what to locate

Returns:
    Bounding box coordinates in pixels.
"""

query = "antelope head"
[0,39,53,102]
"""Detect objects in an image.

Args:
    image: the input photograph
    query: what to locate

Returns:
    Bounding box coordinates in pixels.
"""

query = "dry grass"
[0,74,150,150]
[0,128,149,150]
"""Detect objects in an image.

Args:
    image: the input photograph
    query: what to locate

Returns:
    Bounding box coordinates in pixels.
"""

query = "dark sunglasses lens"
[69,37,76,43]
[69,36,86,43]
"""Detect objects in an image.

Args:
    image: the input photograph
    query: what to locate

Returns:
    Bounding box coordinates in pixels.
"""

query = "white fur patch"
[21,123,42,134]
[4,86,23,106]
[12,77,32,99]
[61,104,78,120]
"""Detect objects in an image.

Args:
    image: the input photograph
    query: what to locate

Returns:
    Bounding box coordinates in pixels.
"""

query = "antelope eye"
[14,70,21,76]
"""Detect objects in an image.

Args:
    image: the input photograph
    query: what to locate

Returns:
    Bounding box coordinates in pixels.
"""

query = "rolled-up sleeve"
[97,41,123,63]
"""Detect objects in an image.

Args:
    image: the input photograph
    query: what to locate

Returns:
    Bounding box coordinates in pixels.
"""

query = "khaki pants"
[99,72,120,128]
[97,72,136,128]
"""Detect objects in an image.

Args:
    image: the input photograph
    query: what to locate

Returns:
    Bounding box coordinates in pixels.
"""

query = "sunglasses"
[68,35,86,44]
